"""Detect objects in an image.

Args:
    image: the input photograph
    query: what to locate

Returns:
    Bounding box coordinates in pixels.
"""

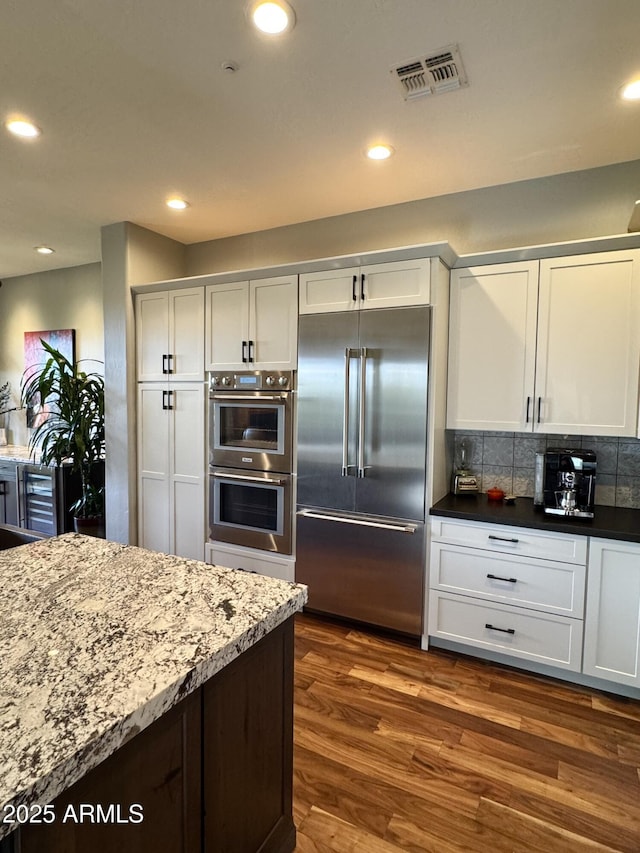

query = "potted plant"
[20,340,105,537]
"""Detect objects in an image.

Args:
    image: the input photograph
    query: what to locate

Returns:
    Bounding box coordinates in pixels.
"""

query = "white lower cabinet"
[138,383,206,561]
[430,593,583,670]
[583,538,640,688]
[206,541,295,583]
[428,518,586,672]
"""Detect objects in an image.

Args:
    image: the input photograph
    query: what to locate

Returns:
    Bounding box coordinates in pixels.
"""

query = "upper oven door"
[210,392,293,472]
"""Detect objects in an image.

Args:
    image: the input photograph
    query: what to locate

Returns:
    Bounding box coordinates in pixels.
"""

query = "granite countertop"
[0,534,307,839]
[431,493,640,544]
[0,445,40,464]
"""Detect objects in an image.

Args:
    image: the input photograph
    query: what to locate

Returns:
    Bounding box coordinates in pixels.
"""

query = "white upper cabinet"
[535,252,640,436]
[299,258,431,314]
[205,281,250,370]
[447,262,538,431]
[206,275,298,370]
[447,249,640,436]
[136,288,205,382]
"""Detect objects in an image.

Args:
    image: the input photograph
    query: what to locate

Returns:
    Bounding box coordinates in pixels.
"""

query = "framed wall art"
[24,329,76,428]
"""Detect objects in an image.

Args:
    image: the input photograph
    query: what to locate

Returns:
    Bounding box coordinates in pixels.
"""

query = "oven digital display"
[237,375,260,388]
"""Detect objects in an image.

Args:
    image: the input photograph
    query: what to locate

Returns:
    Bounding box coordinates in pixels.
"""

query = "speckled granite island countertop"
[0,533,307,842]
[0,445,40,464]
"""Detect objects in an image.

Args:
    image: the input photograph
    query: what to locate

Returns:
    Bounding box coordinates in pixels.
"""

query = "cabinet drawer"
[206,542,296,582]
[430,518,587,564]
[430,542,585,617]
[428,592,583,671]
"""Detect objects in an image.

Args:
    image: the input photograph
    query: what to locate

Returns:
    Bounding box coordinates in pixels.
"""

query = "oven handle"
[211,471,286,486]
[210,394,287,402]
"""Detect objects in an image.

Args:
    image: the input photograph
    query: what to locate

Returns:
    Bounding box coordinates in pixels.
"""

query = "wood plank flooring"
[292,613,640,853]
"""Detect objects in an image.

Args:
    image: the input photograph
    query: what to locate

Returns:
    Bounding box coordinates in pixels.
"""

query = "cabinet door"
[138,384,205,560]
[170,383,206,561]
[447,262,538,430]
[169,288,204,381]
[360,258,431,309]
[136,292,169,381]
[250,275,298,369]
[205,281,249,370]
[583,538,640,687]
[299,267,360,314]
[137,385,170,554]
[203,620,295,853]
[0,462,18,526]
[535,250,640,436]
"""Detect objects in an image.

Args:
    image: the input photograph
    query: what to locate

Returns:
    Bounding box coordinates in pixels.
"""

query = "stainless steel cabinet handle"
[487,573,518,583]
[242,340,248,363]
[167,353,174,374]
[248,340,255,362]
[485,623,515,635]
[357,347,367,478]
[162,353,169,375]
[212,471,284,486]
[488,535,519,543]
[342,348,353,476]
[298,509,416,533]
[16,469,24,527]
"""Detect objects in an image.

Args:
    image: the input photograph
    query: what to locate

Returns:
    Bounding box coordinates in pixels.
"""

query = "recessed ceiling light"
[621,79,640,101]
[166,197,190,210]
[34,246,54,255]
[366,144,394,161]
[5,118,41,139]
[250,1,295,34]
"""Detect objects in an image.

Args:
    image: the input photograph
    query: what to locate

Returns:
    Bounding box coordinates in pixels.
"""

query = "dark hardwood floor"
[292,613,640,852]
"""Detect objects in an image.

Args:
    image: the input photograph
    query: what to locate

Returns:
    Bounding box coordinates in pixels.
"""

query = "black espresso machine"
[534,448,597,518]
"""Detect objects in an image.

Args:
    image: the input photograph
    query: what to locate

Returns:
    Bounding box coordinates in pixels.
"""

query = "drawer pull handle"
[488,535,519,544]
[485,623,515,635]
[487,573,518,583]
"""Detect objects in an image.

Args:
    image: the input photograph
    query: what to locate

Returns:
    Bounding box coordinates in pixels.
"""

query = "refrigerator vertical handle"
[342,348,352,476]
[357,347,367,477]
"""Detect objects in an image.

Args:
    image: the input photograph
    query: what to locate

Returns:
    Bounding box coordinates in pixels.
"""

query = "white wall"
[185,160,640,275]
[0,263,103,447]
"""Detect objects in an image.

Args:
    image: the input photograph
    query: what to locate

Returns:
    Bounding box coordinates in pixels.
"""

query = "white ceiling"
[2,0,640,279]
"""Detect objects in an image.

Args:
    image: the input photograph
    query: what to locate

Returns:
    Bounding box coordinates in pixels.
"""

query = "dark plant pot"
[73,516,106,539]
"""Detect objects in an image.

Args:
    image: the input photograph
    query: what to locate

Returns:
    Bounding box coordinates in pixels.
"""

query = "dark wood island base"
[11,618,295,853]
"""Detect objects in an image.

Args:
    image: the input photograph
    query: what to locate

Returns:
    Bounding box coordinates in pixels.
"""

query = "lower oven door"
[209,468,293,555]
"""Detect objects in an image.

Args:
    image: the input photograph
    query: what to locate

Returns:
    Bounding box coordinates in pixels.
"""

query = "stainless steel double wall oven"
[208,370,295,554]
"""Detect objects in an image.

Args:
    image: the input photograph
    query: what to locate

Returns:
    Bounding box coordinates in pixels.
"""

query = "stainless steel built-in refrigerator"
[296,306,430,636]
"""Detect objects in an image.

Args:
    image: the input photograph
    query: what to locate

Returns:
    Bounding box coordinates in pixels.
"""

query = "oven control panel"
[209,370,295,392]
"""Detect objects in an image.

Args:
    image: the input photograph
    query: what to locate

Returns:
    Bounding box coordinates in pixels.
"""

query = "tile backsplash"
[448,430,640,509]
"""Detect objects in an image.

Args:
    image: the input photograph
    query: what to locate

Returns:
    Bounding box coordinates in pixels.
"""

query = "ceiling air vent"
[391,44,468,101]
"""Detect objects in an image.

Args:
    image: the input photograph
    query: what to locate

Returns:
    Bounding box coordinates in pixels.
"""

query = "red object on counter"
[487,487,505,501]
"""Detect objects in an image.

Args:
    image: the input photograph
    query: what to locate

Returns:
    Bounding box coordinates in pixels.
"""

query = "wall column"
[101,222,185,544]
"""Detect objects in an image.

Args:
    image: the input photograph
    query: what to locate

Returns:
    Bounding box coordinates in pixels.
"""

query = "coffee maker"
[535,448,596,518]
